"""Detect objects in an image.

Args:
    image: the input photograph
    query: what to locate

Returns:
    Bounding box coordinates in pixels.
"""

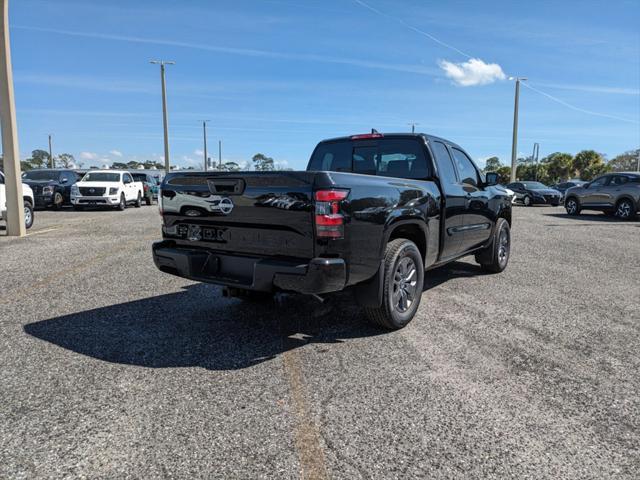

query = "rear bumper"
[152,240,346,294]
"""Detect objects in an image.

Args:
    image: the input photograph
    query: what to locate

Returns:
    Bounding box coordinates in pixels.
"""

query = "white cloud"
[438,58,506,87]
[109,149,123,157]
[80,151,98,160]
[193,149,204,156]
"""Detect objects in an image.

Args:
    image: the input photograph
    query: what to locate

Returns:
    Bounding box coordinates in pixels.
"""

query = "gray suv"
[564,172,640,219]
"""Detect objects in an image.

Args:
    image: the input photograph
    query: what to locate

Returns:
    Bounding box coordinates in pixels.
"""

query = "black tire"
[52,192,64,210]
[145,196,152,206]
[614,198,636,220]
[134,192,142,208]
[565,197,581,216]
[475,218,510,273]
[523,195,532,207]
[23,201,34,229]
[117,193,126,211]
[365,238,424,330]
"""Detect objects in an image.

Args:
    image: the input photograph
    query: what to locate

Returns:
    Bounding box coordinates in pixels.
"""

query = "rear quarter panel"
[316,172,441,285]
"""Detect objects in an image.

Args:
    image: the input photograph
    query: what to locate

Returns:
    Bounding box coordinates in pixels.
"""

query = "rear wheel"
[145,195,152,206]
[565,197,580,215]
[24,201,34,229]
[475,218,510,273]
[134,192,142,208]
[52,192,64,209]
[365,238,424,330]
[523,195,532,207]
[614,198,635,220]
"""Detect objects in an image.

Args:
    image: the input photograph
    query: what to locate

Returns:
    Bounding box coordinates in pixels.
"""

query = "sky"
[8,0,640,170]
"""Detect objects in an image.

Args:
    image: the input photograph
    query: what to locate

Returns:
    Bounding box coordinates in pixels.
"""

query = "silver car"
[564,172,640,219]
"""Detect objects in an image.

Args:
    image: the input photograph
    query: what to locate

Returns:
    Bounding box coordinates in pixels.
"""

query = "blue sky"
[10,0,640,169]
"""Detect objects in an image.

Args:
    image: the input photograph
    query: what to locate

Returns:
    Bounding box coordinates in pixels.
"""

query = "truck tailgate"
[160,171,316,259]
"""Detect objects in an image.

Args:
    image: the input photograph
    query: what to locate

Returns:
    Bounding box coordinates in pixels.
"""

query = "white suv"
[71,170,143,210]
[0,171,34,229]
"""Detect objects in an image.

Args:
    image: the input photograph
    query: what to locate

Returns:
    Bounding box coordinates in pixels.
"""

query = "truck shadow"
[543,213,639,224]
[23,284,383,371]
[24,262,483,370]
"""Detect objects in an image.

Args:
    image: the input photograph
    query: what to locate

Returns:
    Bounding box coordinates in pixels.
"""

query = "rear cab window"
[307,137,432,180]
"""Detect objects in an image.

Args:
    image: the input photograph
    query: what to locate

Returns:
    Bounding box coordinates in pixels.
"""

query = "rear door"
[606,175,630,207]
[429,140,467,259]
[449,147,492,251]
[161,171,316,259]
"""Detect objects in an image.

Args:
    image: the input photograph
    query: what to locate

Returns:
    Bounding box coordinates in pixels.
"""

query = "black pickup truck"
[153,133,512,329]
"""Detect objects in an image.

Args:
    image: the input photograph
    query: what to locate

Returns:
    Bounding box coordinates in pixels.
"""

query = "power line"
[522,82,639,125]
[353,0,472,59]
[354,0,639,126]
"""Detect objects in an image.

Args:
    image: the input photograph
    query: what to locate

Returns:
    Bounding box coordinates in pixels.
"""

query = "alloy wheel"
[24,206,32,226]
[566,199,577,214]
[616,201,631,219]
[497,225,510,266]
[393,256,417,313]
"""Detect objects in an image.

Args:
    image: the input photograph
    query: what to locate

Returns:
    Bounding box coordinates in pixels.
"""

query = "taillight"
[315,189,348,239]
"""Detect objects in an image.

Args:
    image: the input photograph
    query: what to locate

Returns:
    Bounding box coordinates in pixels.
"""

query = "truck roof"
[318,132,465,151]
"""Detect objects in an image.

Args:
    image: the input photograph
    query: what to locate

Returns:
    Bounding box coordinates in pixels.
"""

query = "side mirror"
[485,172,499,186]
[60,177,68,184]
[583,182,590,189]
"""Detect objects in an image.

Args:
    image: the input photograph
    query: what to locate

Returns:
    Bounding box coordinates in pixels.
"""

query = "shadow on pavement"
[424,261,484,290]
[24,260,487,370]
[543,212,639,225]
[24,284,384,370]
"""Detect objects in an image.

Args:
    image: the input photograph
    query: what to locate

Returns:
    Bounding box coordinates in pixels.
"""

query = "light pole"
[150,60,174,173]
[48,134,54,168]
[218,140,222,168]
[509,76,527,182]
[201,120,209,171]
[532,142,540,180]
[0,0,25,236]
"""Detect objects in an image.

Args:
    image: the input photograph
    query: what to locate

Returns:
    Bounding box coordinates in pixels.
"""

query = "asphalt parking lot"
[1,205,639,479]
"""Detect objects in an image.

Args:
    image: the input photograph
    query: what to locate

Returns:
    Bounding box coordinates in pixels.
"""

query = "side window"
[610,176,628,186]
[124,173,132,183]
[430,141,458,186]
[590,176,609,188]
[376,140,429,179]
[307,142,351,172]
[450,148,479,187]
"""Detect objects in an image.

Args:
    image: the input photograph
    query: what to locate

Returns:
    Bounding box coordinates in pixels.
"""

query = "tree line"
[484,149,639,185]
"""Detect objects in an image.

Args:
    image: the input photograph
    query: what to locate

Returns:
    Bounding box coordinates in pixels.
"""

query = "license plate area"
[181,224,228,243]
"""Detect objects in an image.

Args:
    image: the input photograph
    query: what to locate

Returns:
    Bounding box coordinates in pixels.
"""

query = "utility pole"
[408,122,419,133]
[0,0,25,236]
[201,120,209,171]
[218,140,222,168]
[48,134,53,168]
[150,60,175,173]
[509,76,527,182]
[532,143,539,180]
[637,148,640,172]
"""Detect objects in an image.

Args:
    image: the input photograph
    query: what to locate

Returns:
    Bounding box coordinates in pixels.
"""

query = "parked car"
[0,171,34,229]
[153,132,512,330]
[506,181,562,206]
[564,172,640,220]
[71,170,144,210]
[131,172,159,205]
[552,180,587,197]
[497,184,516,203]
[21,169,82,209]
